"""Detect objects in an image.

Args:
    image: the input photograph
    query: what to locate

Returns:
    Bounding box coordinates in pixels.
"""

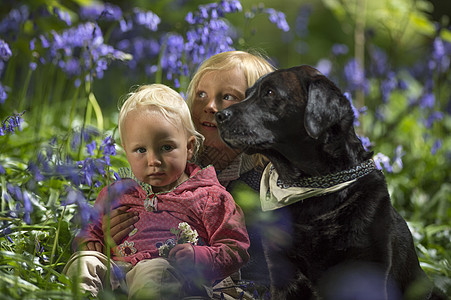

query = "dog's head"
[216,65,356,155]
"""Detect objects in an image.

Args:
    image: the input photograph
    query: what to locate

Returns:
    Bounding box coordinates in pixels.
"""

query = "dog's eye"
[265,89,275,97]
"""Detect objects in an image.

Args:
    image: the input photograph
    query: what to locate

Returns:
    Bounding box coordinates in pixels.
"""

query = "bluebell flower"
[29,38,36,51]
[80,3,122,21]
[380,71,397,103]
[431,139,442,155]
[184,0,242,71]
[119,19,133,32]
[56,162,82,186]
[53,7,72,26]
[133,8,160,31]
[70,133,81,151]
[112,264,127,281]
[369,46,389,76]
[295,4,312,38]
[118,37,160,70]
[22,191,33,224]
[221,0,242,13]
[61,58,80,76]
[6,184,33,224]
[265,8,290,32]
[100,4,123,21]
[398,79,408,90]
[77,158,97,186]
[185,12,196,25]
[375,107,386,121]
[82,127,100,142]
[431,37,450,72]
[344,92,359,125]
[39,35,50,48]
[344,58,369,93]
[0,82,8,104]
[0,5,30,39]
[27,162,44,182]
[145,64,159,77]
[344,92,366,127]
[29,62,37,70]
[0,39,12,61]
[359,136,372,151]
[100,136,116,166]
[161,33,185,82]
[424,111,443,129]
[174,78,180,88]
[86,140,97,156]
[315,59,332,77]
[101,136,116,156]
[38,22,129,79]
[432,37,445,60]
[419,92,435,109]
[1,112,24,135]
[37,151,51,173]
[0,220,13,242]
[332,44,348,56]
[392,145,404,170]
[63,187,99,227]
[373,153,393,173]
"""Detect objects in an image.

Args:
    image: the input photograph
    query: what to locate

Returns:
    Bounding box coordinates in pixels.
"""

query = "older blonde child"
[64,84,250,299]
[186,51,275,291]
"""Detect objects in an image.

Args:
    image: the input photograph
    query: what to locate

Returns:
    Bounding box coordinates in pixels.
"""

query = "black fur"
[216,66,444,300]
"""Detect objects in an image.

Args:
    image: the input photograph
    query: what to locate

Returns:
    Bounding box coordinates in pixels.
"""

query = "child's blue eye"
[223,94,236,101]
[161,145,173,151]
[136,148,146,154]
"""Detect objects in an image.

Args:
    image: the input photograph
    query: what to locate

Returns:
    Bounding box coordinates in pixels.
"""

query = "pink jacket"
[74,163,250,280]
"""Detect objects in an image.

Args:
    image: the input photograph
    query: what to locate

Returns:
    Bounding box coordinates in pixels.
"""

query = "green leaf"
[409,12,435,36]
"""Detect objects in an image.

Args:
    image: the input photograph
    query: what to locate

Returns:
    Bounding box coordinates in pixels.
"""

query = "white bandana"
[260,163,357,211]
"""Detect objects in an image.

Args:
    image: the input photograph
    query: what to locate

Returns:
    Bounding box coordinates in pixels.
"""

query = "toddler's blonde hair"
[118,84,204,158]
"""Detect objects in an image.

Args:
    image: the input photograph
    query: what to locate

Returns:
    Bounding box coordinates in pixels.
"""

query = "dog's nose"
[215,110,232,124]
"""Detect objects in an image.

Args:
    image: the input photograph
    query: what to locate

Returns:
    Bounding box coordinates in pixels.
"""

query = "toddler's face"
[190,67,247,151]
[122,108,195,192]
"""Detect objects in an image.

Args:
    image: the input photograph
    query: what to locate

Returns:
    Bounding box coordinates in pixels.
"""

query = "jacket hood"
[117,163,222,197]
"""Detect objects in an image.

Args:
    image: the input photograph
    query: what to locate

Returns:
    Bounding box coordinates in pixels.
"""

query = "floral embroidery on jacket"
[117,240,137,256]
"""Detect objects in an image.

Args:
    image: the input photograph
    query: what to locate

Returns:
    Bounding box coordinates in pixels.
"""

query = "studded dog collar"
[260,159,377,211]
[277,159,377,189]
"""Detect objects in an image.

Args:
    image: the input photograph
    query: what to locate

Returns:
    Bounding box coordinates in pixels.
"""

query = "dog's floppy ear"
[304,80,349,140]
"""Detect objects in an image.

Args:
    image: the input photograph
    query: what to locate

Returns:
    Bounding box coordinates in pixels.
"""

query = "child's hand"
[82,241,103,253]
[168,243,195,269]
[102,206,139,244]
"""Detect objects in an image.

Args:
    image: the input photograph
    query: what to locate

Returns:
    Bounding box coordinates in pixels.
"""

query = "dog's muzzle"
[215,109,232,125]
[216,105,276,152]
[215,108,238,148]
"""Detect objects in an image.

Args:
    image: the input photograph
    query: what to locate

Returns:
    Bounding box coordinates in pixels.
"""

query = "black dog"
[216,66,443,299]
